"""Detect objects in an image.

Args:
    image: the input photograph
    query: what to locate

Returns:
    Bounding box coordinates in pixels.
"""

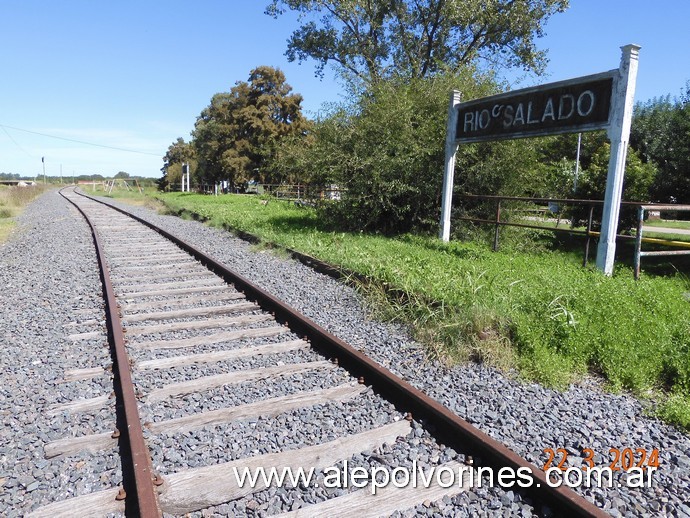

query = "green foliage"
[154,192,690,429]
[270,69,542,234]
[268,103,356,187]
[631,84,690,204]
[580,143,655,203]
[192,66,308,188]
[528,130,656,206]
[573,142,656,229]
[266,0,569,84]
[520,131,656,230]
[658,393,690,430]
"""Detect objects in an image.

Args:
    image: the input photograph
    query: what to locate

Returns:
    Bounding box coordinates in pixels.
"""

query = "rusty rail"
[74,188,608,517]
[59,188,161,517]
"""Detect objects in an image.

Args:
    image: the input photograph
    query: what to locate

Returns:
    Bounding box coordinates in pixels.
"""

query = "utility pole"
[42,157,46,184]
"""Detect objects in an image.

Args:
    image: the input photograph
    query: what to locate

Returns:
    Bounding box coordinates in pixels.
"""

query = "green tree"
[578,144,655,204]
[521,131,656,229]
[631,84,690,204]
[524,132,608,198]
[266,0,569,84]
[571,143,656,230]
[159,137,196,191]
[193,66,308,188]
[272,68,540,233]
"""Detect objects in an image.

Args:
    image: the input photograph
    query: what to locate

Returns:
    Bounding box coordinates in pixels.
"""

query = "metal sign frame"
[439,44,640,275]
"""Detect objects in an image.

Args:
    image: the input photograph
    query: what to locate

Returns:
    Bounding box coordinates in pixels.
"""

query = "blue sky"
[1,0,688,178]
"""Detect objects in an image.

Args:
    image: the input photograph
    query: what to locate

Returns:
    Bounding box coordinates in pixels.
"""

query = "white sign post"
[182,162,190,193]
[439,90,462,242]
[439,44,640,276]
[596,44,641,275]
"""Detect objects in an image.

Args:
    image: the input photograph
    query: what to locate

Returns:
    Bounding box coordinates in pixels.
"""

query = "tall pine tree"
[193,66,308,188]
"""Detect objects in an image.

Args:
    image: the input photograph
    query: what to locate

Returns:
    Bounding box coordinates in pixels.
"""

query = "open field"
[115,191,690,429]
[642,231,690,243]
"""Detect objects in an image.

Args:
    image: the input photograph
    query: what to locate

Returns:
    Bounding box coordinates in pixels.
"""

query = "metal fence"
[633,204,690,279]
[247,183,342,203]
[457,194,690,277]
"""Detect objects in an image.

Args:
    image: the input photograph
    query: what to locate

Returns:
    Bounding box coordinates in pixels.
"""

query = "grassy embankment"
[0,185,50,243]
[119,191,690,429]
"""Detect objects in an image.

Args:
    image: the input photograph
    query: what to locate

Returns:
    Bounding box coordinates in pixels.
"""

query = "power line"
[0,123,162,157]
[1,125,35,158]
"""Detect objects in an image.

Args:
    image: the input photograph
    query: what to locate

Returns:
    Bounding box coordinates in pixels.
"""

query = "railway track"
[26,187,606,516]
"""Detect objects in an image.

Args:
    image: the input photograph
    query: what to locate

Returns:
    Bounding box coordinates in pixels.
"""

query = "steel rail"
[59,188,161,517]
[74,189,608,517]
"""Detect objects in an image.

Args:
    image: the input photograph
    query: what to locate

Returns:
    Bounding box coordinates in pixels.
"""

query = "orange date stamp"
[543,447,660,472]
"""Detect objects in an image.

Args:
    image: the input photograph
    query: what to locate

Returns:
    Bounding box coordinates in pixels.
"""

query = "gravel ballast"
[0,191,121,517]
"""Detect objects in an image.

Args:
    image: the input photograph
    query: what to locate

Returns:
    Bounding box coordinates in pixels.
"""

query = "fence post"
[493,199,502,251]
[633,206,644,280]
[583,205,594,267]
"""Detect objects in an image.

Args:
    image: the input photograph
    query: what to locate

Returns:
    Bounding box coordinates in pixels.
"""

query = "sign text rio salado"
[456,74,614,143]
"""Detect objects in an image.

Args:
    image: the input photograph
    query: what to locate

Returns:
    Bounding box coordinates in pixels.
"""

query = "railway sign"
[455,74,614,143]
[439,44,640,276]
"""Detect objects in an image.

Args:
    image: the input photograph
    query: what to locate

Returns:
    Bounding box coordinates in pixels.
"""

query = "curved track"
[28,187,606,517]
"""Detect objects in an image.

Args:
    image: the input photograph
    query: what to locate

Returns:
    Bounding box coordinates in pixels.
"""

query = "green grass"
[513,218,690,245]
[144,192,690,429]
[101,186,160,205]
[642,219,690,243]
[645,219,690,230]
[642,231,690,243]
[0,185,50,244]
